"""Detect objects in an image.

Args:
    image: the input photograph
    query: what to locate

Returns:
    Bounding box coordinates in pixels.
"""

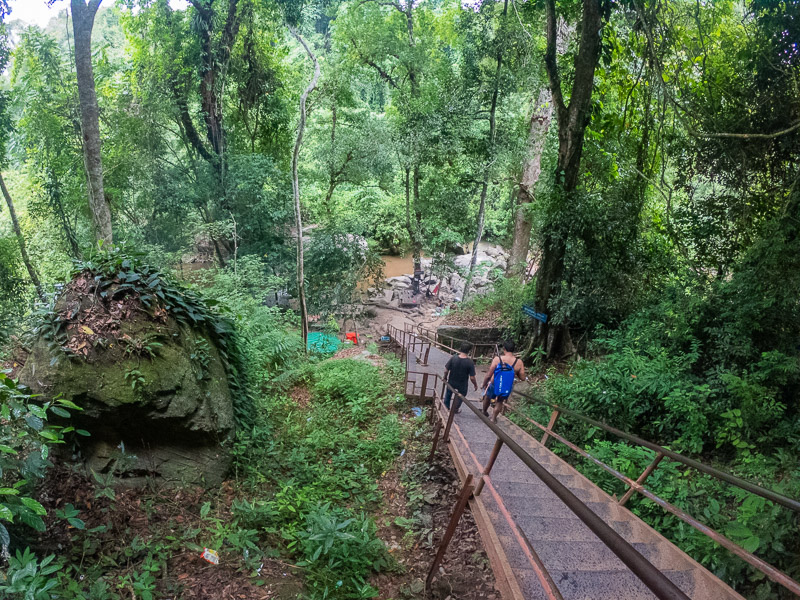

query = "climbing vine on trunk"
[535,0,606,358]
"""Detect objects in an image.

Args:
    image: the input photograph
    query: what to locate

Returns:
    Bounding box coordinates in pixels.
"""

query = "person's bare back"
[481,341,526,422]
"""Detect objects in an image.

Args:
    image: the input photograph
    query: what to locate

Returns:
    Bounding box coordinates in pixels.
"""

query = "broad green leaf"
[20,497,47,516]
[0,504,13,522]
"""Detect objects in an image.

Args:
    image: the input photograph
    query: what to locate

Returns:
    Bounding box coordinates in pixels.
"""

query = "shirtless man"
[481,340,526,422]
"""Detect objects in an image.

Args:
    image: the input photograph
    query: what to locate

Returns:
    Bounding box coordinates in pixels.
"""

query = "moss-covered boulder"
[18,254,238,486]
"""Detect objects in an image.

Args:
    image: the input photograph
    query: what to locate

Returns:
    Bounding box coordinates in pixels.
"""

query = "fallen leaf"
[80,325,95,335]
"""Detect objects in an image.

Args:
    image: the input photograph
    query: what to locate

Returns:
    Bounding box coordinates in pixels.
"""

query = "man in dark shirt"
[443,342,478,412]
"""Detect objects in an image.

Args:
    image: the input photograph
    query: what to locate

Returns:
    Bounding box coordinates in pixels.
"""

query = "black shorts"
[485,388,509,403]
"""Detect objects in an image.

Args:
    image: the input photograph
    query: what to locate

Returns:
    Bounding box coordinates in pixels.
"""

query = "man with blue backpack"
[481,340,526,422]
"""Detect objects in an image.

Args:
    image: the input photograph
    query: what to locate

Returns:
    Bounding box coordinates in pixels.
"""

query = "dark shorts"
[444,386,467,410]
[485,388,509,403]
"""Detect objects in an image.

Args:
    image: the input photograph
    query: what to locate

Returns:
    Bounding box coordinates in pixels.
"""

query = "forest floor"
[36,467,305,600]
[26,340,498,600]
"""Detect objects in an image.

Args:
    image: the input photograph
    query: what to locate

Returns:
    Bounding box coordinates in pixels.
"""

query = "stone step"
[496,516,644,544]
[499,495,621,522]
[502,538,678,572]
[513,567,696,600]
[489,469,603,501]
[488,479,600,503]
[489,459,597,484]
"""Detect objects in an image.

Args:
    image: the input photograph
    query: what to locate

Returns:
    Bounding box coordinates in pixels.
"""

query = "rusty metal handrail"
[511,390,800,513]
[405,370,439,399]
[508,406,800,597]
[390,323,431,365]
[412,324,498,360]
[445,382,691,600]
[428,385,564,600]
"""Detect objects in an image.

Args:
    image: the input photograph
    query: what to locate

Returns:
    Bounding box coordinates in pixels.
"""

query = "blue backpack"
[493,357,518,397]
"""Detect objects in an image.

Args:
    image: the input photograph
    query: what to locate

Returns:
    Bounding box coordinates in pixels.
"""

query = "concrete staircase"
[397,332,744,600]
[450,413,744,600]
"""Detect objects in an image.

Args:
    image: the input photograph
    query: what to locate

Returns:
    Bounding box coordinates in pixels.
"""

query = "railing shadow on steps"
[505,390,800,599]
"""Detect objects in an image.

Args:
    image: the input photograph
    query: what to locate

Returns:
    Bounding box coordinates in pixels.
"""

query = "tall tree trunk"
[535,0,604,357]
[289,28,320,350]
[326,101,337,218]
[462,0,508,302]
[507,91,555,278]
[412,165,422,272]
[508,19,570,279]
[404,165,422,269]
[324,180,337,218]
[71,0,112,245]
[0,174,44,300]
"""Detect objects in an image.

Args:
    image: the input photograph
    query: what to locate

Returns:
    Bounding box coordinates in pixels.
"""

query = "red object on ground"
[345,332,359,345]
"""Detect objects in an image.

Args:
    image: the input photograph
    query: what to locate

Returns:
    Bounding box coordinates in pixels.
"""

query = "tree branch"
[543,0,566,123]
[356,0,405,14]
[690,120,800,140]
[219,0,242,65]
[350,38,400,89]
[174,92,215,164]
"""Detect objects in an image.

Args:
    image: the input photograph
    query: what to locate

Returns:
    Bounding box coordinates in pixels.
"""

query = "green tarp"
[307,331,341,354]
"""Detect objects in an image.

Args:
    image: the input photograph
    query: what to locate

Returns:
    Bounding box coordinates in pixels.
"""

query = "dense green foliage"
[0,0,798,598]
[0,373,84,560]
[234,356,407,598]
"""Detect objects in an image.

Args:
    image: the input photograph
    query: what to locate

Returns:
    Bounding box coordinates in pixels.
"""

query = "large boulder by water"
[18,267,236,487]
[378,243,509,304]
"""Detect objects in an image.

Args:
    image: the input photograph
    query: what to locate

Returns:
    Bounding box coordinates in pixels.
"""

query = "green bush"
[295,502,389,599]
[0,373,84,557]
[313,359,387,406]
[0,548,61,599]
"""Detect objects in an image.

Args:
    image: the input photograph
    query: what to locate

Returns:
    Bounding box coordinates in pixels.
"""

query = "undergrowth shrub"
[0,373,83,559]
[193,255,305,391]
[293,502,390,599]
[313,359,387,405]
[231,354,406,600]
[456,277,531,336]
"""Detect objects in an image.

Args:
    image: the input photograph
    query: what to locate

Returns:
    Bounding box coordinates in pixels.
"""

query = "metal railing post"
[540,409,561,447]
[619,452,665,506]
[474,438,504,496]
[442,390,459,443]
[425,474,475,591]
[421,373,429,400]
